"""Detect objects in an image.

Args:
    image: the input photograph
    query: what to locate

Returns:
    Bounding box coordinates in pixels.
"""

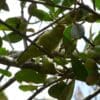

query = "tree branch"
[77,2,100,17]
[0,77,16,92]
[0,56,56,74]
[0,66,10,82]
[83,89,100,100]
[0,56,17,67]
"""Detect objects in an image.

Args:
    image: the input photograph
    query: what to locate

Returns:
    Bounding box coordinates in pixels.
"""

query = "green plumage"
[37,25,64,53]
[17,25,65,64]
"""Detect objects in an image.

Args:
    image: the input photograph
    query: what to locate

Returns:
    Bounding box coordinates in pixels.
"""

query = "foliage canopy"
[0,0,100,100]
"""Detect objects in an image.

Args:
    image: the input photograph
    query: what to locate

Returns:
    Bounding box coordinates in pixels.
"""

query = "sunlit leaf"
[19,85,37,91]
[0,48,9,56]
[63,25,72,40]
[0,68,11,77]
[15,69,46,83]
[92,0,100,9]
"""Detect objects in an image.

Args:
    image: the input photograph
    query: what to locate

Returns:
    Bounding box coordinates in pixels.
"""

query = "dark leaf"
[0,17,21,30]
[59,80,75,100]
[62,0,75,7]
[0,17,27,32]
[0,0,9,11]
[3,32,23,43]
[48,82,67,99]
[52,0,61,4]
[71,57,88,81]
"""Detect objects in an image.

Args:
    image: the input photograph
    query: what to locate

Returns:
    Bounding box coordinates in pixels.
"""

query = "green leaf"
[52,0,61,4]
[17,44,44,64]
[0,68,11,77]
[54,57,67,66]
[63,25,72,41]
[15,69,46,83]
[62,0,75,7]
[0,17,21,30]
[93,0,100,9]
[75,52,88,60]
[0,48,9,56]
[63,25,76,55]
[48,82,67,99]
[59,80,75,100]
[0,0,9,11]
[71,57,88,81]
[19,85,37,92]
[0,17,27,32]
[3,32,23,43]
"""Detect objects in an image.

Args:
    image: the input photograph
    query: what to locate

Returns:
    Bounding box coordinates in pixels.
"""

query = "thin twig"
[27,77,64,100]
[83,89,100,100]
[0,77,16,91]
[0,56,17,66]
[28,14,65,37]
[83,36,95,47]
